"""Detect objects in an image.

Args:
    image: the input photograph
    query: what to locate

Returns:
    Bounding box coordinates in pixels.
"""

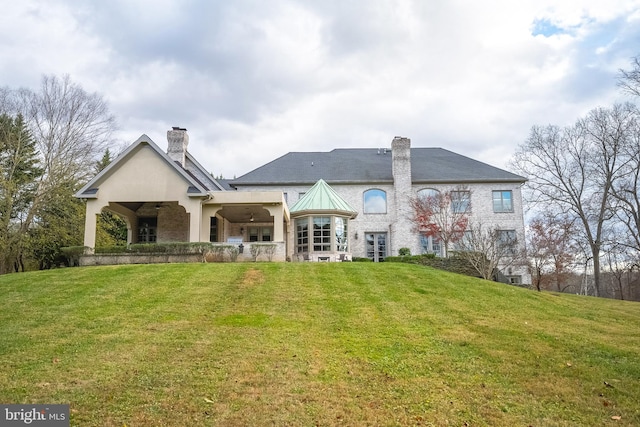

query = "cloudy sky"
[2,0,639,179]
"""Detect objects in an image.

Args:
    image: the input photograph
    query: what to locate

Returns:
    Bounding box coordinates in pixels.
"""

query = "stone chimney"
[391,136,413,256]
[167,127,189,167]
[392,136,411,190]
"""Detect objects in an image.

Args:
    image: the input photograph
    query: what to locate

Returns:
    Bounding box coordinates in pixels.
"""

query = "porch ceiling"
[217,205,272,223]
[117,202,145,212]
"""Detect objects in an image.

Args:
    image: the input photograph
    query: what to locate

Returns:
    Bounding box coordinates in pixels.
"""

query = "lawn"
[0,263,639,426]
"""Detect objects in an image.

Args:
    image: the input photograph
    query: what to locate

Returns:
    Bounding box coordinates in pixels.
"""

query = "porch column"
[83,200,106,252]
[266,205,284,241]
[201,205,222,241]
[184,199,203,243]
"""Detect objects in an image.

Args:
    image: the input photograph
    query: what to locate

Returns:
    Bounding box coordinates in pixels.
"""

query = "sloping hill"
[1,263,639,426]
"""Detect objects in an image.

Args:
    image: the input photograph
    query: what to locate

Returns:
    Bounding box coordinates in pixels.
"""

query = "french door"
[366,233,387,262]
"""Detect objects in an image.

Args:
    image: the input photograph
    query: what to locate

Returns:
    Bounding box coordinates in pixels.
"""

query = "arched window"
[417,188,440,200]
[363,189,387,214]
[417,188,441,213]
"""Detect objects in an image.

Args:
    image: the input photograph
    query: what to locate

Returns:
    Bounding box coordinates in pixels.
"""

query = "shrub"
[129,243,165,253]
[127,242,215,255]
[249,244,263,261]
[94,246,129,254]
[352,257,372,262]
[204,245,227,262]
[418,255,481,278]
[226,246,240,262]
[385,254,437,264]
[398,247,411,256]
[60,246,89,266]
[261,244,277,261]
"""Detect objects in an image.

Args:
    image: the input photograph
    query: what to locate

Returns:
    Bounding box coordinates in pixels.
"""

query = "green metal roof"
[290,179,357,217]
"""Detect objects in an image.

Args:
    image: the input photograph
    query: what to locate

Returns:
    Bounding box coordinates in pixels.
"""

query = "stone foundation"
[80,242,287,266]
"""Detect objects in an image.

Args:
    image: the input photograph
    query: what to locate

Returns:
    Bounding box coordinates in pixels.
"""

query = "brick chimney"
[392,136,411,191]
[391,136,413,255]
[167,127,189,167]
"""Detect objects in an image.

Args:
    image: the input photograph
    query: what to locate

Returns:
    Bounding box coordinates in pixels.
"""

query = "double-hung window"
[493,190,513,213]
[451,191,471,213]
[248,227,273,242]
[497,229,517,255]
[420,235,442,256]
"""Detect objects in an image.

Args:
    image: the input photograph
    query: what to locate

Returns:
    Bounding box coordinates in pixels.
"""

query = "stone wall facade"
[236,173,529,282]
[391,137,414,256]
[79,242,287,266]
[244,183,524,254]
[157,204,189,242]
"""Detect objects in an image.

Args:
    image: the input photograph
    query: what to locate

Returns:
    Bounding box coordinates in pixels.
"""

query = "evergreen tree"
[95,148,112,174]
[0,113,43,273]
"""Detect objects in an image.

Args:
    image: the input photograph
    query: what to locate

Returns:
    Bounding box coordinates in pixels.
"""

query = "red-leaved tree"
[526,213,576,292]
[410,187,471,257]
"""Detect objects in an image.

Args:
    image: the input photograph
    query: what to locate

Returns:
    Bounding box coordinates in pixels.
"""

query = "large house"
[76,127,528,282]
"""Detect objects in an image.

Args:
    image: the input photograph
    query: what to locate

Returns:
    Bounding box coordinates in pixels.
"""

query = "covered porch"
[82,196,204,251]
[202,191,290,261]
[79,191,290,261]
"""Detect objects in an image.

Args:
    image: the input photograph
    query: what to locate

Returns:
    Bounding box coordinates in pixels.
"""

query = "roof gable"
[290,179,357,217]
[74,135,209,199]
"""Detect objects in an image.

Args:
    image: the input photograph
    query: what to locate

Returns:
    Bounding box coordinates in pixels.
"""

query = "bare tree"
[526,213,577,292]
[602,242,633,300]
[609,119,640,253]
[512,103,639,296]
[409,187,470,257]
[0,75,116,272]
[455,222,519,281]
[618,55,640,98]
[18,75,116,185]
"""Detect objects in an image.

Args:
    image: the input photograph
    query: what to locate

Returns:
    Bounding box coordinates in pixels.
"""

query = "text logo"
[1,405,69,427]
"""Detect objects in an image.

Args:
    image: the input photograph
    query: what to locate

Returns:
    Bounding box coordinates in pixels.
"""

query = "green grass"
[1,263,639,426]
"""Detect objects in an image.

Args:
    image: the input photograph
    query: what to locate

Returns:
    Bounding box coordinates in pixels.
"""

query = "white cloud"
[1,0,640,179]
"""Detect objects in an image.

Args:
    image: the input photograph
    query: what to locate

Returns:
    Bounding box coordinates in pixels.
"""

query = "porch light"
[250,214,254,222]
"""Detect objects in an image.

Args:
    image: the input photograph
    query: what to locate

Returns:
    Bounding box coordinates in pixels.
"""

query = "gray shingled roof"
[231,147,526,186]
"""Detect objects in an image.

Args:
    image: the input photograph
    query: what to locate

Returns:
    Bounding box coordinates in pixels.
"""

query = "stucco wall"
[92,144,195,203]
[81,143,205,248]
